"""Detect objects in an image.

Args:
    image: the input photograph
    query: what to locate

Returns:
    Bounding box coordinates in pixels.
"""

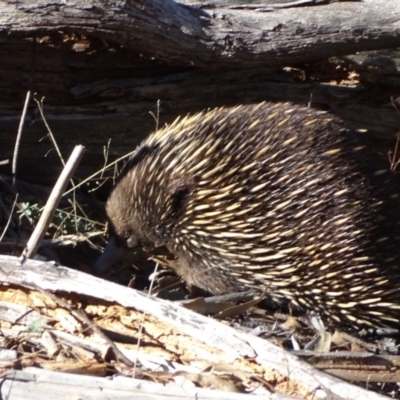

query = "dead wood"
[2,0,400,67]
[1,368,296,400]
[0,0,399,185]
[0,254,390,400]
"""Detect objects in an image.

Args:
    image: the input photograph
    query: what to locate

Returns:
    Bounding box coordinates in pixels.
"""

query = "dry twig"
[22,145,85,260]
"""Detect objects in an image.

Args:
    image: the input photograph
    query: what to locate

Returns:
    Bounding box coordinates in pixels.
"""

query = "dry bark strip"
[2,0,400,67]
[0,254,389,400]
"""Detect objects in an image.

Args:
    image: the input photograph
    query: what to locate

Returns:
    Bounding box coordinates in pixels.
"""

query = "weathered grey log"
[0,368,297,400]
[3,0,400,67]
[0,254,390,400]
[0,0,399,185]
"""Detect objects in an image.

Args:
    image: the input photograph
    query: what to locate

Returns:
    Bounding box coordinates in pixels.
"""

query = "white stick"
[22,145,86,261]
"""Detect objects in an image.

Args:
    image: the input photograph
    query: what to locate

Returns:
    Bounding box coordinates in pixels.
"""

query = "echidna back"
[105,102,400,328]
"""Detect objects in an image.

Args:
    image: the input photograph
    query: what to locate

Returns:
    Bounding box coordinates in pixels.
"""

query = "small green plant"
[26,319,45,334]
[52,209,99,237]
[17,202,41,224]
[16,202,99,237]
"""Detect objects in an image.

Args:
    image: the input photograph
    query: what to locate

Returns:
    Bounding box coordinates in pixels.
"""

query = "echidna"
[96,102,400,329]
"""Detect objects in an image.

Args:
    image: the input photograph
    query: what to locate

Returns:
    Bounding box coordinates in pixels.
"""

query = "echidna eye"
[126,236,138,249]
